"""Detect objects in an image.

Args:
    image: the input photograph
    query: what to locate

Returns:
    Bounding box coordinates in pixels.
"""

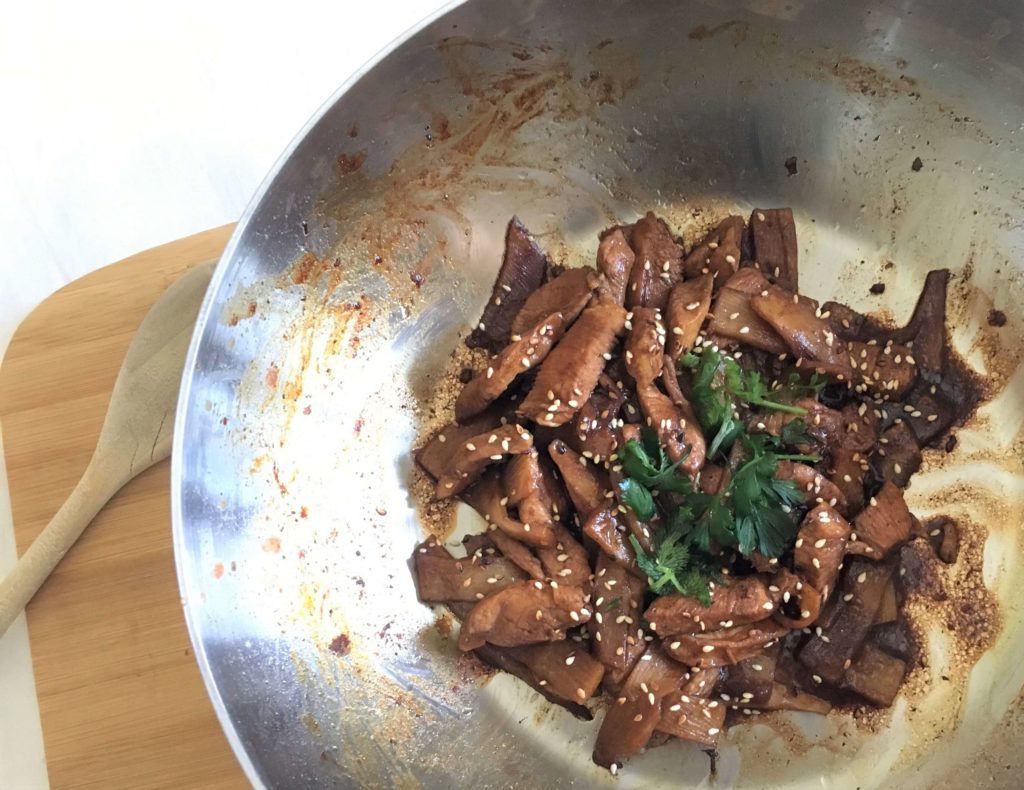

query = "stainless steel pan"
[172,0,1024,786]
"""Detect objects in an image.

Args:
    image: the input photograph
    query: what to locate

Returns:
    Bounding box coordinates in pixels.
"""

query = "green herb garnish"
[629,531,719,606]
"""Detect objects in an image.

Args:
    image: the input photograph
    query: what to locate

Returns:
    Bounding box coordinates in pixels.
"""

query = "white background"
[0,1,448,785]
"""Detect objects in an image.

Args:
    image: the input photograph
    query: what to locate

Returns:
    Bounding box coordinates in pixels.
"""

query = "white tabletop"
[0,1,448,785]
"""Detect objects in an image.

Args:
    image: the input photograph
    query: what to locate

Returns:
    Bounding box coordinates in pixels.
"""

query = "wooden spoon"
[0,262,215,637]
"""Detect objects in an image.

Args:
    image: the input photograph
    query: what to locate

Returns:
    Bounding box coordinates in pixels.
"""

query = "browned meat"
[636,381,705,474]
[536,455,572,525]
[593,646,687,769]
[841,642,907,707]
[840,400,880,452]
[749,208,799,292]
[896,269,948,376]
[874,579,898,624]
[414,543,526,602]
[624,307,665,385]
[716,649,778,706]
[750,283,850,370]
[537,524,591,585]
[503,451,555,533]
[823,300,867,341]
[698,463,731,496]
[458,579,591,650]
[455,313,567,421]
[683,215,744,287]
[656,692,727,748]
[665,274,713,359]
[646,576,774,635]
[897,540,947,601]
[504,641,606,705]
[770,567,823,629]
[416,403,510,480]
[793,504,851,595]
[474,642,592,719]
[570,377,627,461]
[511,267,598,336]
[583,507,638,569]
[435,424,534,498]
[707,268,788,354]
[625,212,684,312]
[924,516,960,564]
[518,302,627,426]
[595,228,635,306]
[488,528,545,580]
[846,339,917,399]
[774,461,848,514]
[592,554,647,673]
[754,397,844,456]
[663,621,788,668]
[547,439,608,517]
[872,420,921,487]
[659,363,707,471]
[798,558,895,684]
[850,481,913,558]
[902,385,957,446]
[828,447,867,517]
[870,618,917,665]
[467,216,550,352]
[462,471,556,549]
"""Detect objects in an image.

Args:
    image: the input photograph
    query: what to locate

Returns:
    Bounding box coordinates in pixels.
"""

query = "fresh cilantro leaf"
[620,438,693,495]
[618,478,655,521]
[628,531,719,606]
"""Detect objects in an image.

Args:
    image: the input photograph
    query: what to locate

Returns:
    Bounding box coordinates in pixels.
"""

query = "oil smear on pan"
[207,23,1024,790]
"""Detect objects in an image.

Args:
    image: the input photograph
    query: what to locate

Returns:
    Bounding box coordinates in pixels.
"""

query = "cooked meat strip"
[593,646,687,769]
[874,579,899,624]
[839,400,880,452]
[455,313,567,420]
[462,470,556,549]
[870,618,918,665]
[645,575,774,636]
[797,558,895,684]
[846,339,917,400]
[636,381,705,474]
[582,507,638,569]
[663,621,789,668]
[770,567,823,629]
[473,643,592,719]
[872,420,921,487]
[458,579,591,650]
[487,528,545,580]
[416,402,511,480]
[659,362,707,470]
[756,397,844,455]
[828,447,867,516]
[895,269,948,376]
[518,302,627,426]
[625,212,684,312]
[774,461,848,514]
[537,524,592,585]
[750,283,849,370]
[511,267,599,336]
[716,648,778,706]
[624,306,666,385]
[793,504,852,595]
[592,554,647,673]
[897,540,948,602]
[414,543,527,602]
[901,384,957,446]
[467,216,550,352]
[841,642,907,707]
[570,377,627,461]
[536,454,572,524]
[595,228,635,306]
[682,215,744,287]
[504,640,606,705]
[435,424,534,498]
[849,481,913,558]
[924,516,960,564]
[749,208,799,292]
[547,439,608,517]
[503,451,555,533]
[656,692,727,748]
[707,268,788,354]
[665,274,713,359]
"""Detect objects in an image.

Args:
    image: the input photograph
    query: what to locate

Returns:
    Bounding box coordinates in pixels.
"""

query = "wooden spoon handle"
[0,460,121,636]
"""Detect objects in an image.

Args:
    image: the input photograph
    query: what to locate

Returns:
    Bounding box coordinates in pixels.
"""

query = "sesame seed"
[702,645,715,653]
[739,326,750,334]
[812,675,822,684]
[857,572,867,583]
[814,538,827,548]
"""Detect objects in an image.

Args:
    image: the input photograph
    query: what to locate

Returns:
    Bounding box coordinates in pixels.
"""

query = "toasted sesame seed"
[701,645,715,653]
[812,674,822,684]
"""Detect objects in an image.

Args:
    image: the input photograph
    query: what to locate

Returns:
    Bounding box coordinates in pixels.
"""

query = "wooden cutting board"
[0,225,248,789]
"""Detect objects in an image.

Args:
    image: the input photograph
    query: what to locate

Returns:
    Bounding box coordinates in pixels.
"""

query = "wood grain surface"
[0,225,248,789]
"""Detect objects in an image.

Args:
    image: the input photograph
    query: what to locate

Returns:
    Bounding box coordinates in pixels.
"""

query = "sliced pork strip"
[462,470,556,549]
[645,576,775,636]
[583,507,638,569]
[504,641,606,705]
[682,215,744,287]
[595,227,635,306]
[665,274,713,360]
[774,461,848,514]
[656,693,728,748]
[511,267,599,336]
[414,548,527,603]
[503,451,556,533]
[707,268,789,354]
[793,504,852,596]
[455,313,567,421]
[662,621,789,669]
[467,216,550,352]
[750,283,850,370]
[591,554,647,674]
[547,439,609,517]
[435,424,534,498]
[458,579,591,651]
[518,302,627,427]
[624,306,666,386]
[625,212,684,312]
[636,381,705,474]
[537,523,592,585]
[488,528,546,580]
[849,481,913,558]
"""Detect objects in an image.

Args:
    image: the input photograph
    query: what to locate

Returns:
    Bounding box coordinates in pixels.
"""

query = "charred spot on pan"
[328,633,351,656]
[987,309,1006,327]
[911,157,923,172]
[869,283,886,295]
[784,156,798,176]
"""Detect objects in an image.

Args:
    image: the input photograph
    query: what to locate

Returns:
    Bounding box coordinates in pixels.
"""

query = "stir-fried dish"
[411,209,981,774]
